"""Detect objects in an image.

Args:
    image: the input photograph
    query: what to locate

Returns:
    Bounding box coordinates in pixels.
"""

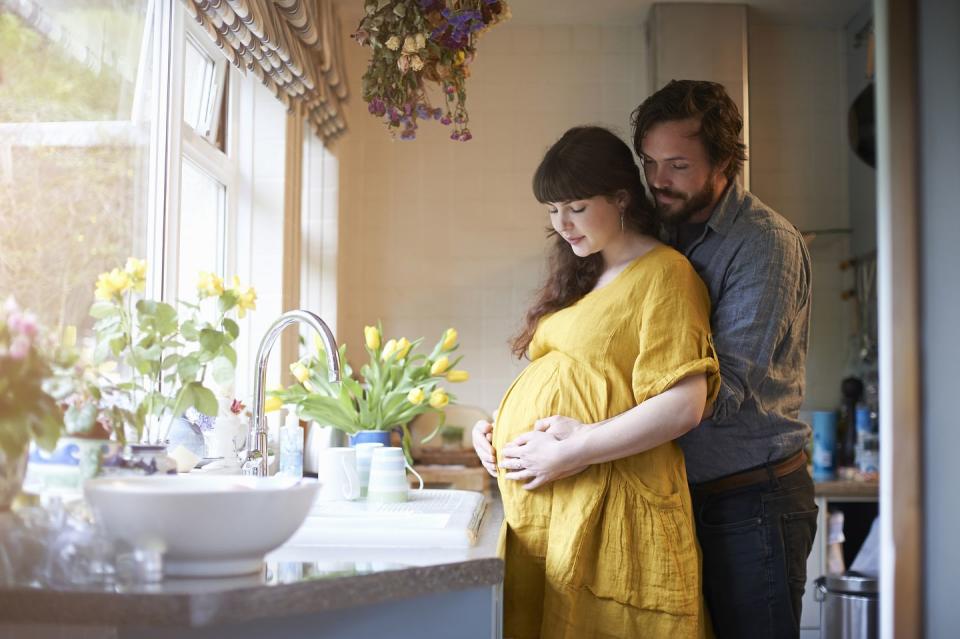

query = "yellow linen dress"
[494,245,720,639]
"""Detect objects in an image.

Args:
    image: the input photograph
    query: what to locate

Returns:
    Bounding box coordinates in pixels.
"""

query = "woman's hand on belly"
[500,430,588,490]
[472,419,498,477]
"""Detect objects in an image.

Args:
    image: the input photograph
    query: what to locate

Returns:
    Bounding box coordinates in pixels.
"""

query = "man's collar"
[703,180,745,236]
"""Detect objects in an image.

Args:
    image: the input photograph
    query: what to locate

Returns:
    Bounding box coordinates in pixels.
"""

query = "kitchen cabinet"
[800,480,879,638]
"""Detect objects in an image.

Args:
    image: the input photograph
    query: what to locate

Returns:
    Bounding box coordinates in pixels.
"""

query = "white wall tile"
[337,22,649,413]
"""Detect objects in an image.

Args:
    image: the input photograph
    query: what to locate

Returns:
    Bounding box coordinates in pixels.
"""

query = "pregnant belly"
[492,352,630,451]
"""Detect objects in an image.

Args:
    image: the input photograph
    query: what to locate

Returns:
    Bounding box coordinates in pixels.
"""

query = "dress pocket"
[550,478,700,617]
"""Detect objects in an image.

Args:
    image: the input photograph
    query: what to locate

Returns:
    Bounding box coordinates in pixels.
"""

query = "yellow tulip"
[364,325,381,350]
[290,362,309,383]
[446,370,469,383]
[264,396,283,413]
[429,388,449,409]
[430,356,450,376]
[197,271,224,298]
[381,338,398,360]
[395,337,412,360]
[440,328,458,351]
[407,387,425,405]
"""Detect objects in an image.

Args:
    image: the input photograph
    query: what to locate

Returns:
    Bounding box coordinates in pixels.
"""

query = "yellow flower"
[385,35,400,51]
[290,362,313,391]
[453,50,466,66]
[440,328,458,351]
[62,325,77,349]
[290,362,310,384]
[197,271,224,298]
[395,337,412,360]
[364,325,381,350]
[94,268,131,300]
[381,338,398,360]
[407,387,425,405]
[429,388,449,409]
[264,396,283,413]
[125,257,147,292]
[446,370,469,383]
[236,286,257,318]
[430,356,450,376]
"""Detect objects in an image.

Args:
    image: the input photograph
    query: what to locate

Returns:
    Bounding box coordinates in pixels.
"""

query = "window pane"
[0,0,154,333]
[177,159,225,299]
[183,36,215,135]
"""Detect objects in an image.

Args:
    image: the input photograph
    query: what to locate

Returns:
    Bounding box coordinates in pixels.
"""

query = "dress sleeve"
[632,258,721,406]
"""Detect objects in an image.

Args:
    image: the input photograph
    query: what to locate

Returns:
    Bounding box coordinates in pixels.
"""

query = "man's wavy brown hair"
[631,80,748,182]
[510,126,658,359]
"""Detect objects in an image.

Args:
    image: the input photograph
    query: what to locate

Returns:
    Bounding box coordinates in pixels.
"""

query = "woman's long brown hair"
[510,126,659,358]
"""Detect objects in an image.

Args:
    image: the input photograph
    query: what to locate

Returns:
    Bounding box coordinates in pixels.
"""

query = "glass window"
[177,159,226,300]
[0,0,155,333]
[182,32,227,148]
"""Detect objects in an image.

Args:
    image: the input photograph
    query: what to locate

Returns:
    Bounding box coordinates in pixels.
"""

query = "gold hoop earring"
[620,211,625,233]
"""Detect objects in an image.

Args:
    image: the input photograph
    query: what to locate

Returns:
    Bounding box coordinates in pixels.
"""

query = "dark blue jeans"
[691,466,818,639]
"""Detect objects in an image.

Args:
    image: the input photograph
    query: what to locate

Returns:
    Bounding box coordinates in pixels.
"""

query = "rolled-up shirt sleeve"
[710,227,810,423]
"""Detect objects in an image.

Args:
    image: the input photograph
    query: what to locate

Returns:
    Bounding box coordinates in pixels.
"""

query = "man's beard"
[652,182,716,226]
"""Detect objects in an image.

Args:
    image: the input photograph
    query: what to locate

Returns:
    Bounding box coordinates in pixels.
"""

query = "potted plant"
[0,297,63,509]
[33,259,256,477]
[270,324,469,460]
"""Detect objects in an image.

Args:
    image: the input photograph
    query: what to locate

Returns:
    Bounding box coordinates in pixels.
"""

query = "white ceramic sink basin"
[84,475,318,577]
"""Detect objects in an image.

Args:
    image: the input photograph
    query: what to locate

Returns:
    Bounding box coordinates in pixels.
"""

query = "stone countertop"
[0,498,504,628]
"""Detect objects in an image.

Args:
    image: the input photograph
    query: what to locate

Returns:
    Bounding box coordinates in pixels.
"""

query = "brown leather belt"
[691,450,807,495]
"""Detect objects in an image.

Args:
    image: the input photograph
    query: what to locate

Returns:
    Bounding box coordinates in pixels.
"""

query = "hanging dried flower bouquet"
[354,0,510,141]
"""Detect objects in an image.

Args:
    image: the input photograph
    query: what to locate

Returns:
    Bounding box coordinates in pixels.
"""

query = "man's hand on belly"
[532,415,588,440]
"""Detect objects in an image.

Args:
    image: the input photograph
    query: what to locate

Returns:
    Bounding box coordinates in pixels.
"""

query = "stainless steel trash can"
[815,572,878,639]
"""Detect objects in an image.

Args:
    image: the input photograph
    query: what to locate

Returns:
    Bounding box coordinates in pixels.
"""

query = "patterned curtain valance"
[183,0,349,145]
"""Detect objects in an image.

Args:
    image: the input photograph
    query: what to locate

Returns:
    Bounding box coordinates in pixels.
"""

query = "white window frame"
[154,3,240,304]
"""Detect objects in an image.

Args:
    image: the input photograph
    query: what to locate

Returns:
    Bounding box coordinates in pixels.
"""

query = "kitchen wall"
[747,15,854,412]
[332,5,855,416]
[335,10,649,412]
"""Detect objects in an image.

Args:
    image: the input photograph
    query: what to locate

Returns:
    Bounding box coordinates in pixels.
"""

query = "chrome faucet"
[242,310,341,476]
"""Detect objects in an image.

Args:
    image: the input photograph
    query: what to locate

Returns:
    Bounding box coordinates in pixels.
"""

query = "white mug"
[355,442,384,497]
[366,447,424,503]
[317,447,360,501]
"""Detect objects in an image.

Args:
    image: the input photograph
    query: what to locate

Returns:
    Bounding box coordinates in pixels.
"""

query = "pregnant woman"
[481,126,720,638]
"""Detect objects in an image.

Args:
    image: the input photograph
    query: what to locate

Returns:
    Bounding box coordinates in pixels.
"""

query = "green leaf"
[89,301,119,319]
[64,403,98,435]
[192,383,218,416]
[180,320,200,340]
[161,354,182,370]
[211,356,235,386]
[218,290,238,314]
[177,355,201,384]
[222,318,239,341]
[136,300,178,336]
[109,336,126,357]
[220,344,237,368]
[199,328,224,352]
